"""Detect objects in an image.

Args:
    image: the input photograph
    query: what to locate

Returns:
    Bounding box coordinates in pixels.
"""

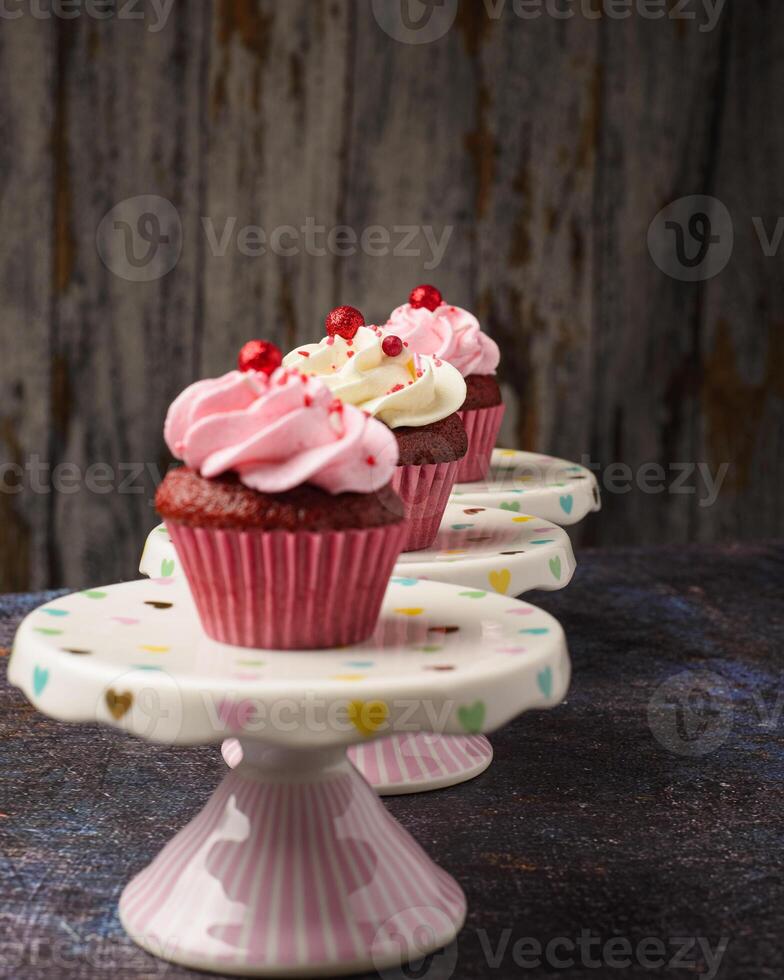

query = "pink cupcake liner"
[456,403,506,482]
[165,520,407,649]
[390,460,460,552]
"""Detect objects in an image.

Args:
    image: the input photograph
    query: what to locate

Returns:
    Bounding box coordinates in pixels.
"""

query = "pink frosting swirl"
[385,303,500,377]
[164,367,398,494]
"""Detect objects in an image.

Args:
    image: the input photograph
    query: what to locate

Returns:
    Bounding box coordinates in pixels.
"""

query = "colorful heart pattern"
[33,666,49,696]
[549,556,562,580]
[537,667,553,698]
[488,569,511,594]
[458,700,486,733]
[348,700,389,737]
[559,495,574,515]
[106,689,133,720]
[218,699,256,730]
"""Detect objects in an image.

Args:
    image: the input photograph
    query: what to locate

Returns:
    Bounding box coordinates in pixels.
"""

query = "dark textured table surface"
[1,542,783,980]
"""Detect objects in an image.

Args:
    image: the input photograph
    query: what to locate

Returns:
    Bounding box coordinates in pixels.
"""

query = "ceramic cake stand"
[10,578,569,977]
[140,505,576,795]
[452,448,601,524]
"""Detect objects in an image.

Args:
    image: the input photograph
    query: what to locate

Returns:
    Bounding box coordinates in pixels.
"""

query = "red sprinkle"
[382,335,404,357]
[366,455,376,466]
[303,394,313,407]
[238,340,283,376]
[347,351,355,358]
[409,284,442,311]
[298,349,310,357]
[388,383,405,394]
[328,398,343,413]
[325,305,364,340]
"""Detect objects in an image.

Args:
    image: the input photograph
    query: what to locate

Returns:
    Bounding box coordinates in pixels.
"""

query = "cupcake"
[282,306,467,551]
[385,284,504,482]
[156,341,407,650]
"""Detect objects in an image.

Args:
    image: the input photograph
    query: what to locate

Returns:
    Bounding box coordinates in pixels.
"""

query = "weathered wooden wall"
[1,0,782,591]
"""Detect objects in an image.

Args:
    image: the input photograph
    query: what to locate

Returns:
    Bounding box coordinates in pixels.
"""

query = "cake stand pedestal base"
[223,734,493,795]
[119,742,466,977]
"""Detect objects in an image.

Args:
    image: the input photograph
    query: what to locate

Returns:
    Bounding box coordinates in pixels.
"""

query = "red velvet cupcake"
[283,307,468,551]
[156,345,406,650]
[385,286,504,482]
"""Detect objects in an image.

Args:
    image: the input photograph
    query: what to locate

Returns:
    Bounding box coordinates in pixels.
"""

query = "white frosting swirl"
[282,326,466,429]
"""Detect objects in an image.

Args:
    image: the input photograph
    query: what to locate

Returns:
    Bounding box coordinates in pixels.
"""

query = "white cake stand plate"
[139,507,575,796]
[10,578,569,977]
[452,448,601,524]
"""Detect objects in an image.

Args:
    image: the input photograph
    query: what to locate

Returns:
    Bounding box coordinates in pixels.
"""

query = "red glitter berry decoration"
[325,305,365,340]
[381,334,403,357]
[238,340,283,376]
[409,284,443,312]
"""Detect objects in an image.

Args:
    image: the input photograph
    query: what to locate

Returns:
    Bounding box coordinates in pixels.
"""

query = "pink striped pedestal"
[119,743,466,976]
[223,735,492,795]
[349,733,492,794]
